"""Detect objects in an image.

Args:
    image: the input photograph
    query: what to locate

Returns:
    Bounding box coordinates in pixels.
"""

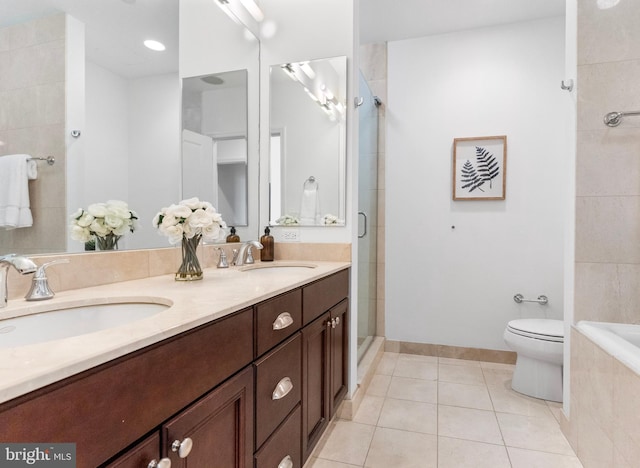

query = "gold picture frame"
[452,135,507,201]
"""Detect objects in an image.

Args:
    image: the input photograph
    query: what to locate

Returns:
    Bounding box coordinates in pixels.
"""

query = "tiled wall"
[574,0,640,323]
[359,43,386,337]
[0,14,67,254]
[566,1,640,466]
[5,242,351,300]
[567,329,639,468]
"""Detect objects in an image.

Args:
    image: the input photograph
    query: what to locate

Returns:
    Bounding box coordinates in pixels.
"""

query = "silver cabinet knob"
[171,437,193,458]
[272,376,293,400]
[278,454,293,468]
[335,316,340,326]
[273,312,294,330]
[330,318,337,329]
[148,459,171,468]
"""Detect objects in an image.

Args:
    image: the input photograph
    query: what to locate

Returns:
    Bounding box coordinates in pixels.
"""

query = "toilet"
[503,319,564,402]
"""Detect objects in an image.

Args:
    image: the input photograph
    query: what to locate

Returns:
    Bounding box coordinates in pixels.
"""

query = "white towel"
[0,154,34,229]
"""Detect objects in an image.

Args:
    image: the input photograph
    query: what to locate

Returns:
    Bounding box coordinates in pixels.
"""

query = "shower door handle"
[358,211,367,238]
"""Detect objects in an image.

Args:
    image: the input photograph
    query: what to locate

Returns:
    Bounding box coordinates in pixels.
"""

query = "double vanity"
[0,261,350,468]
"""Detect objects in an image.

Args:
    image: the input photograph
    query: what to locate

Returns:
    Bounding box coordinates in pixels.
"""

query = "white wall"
[386,17,570,351]
[127,73,181,250]
[180,0,260,242]
[258,0,356,244]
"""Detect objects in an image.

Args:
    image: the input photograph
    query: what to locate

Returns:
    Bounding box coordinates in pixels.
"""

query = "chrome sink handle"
[25,259,69,301]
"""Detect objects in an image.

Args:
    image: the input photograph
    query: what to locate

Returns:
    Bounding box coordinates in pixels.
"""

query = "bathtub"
[576,321,640,374]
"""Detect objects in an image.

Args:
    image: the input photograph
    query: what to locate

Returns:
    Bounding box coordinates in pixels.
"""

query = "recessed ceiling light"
[144,40,166,51]
[201,75,225,85]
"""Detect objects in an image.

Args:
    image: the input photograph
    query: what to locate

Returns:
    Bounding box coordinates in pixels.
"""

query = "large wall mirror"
[182,70,249,228]
[269,56,347,226]
[0,0,260,255]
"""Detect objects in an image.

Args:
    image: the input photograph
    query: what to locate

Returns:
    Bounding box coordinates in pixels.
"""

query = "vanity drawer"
[255,288,302,357]
[302,268,349,325]
[254,404,301,468]
[254,333,302,449]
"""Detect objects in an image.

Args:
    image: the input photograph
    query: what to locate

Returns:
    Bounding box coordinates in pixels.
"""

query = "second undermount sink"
[0,301,170,349]
[239,262,317,273]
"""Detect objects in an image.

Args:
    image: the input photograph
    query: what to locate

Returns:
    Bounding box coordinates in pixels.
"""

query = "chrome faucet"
[0,254,37,308]
[232,240,263,266]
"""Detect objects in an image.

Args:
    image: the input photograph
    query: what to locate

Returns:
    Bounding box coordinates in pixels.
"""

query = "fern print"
[475,146,500,189]
[460,160,485,192]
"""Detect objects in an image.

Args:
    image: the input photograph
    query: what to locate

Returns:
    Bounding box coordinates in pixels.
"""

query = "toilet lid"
[507,319,564,342]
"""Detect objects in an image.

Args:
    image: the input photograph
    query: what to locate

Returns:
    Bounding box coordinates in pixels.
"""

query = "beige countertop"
[0,261,350,404]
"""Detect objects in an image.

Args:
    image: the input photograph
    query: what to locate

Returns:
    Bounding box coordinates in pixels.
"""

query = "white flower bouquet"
[322,214,343,225]
[275,214,300,225]
[70,200,138,250]
[153,198,227,281]
[152,197,227,244]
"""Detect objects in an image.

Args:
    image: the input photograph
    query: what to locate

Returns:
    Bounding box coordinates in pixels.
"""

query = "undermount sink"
[0,302,169,349]
[239,262,317,273]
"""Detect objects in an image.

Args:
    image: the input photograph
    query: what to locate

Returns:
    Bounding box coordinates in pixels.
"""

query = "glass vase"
[176,234,203,281]
[96,233,121,251]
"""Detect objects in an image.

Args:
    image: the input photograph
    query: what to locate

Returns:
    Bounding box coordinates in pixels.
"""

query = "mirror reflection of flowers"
[152,197,227,244]
[70,200,138,250]
[322,214,343,225]
[275,215,300,225]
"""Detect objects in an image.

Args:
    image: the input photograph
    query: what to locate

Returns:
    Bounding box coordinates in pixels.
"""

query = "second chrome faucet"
[232,240,263,266]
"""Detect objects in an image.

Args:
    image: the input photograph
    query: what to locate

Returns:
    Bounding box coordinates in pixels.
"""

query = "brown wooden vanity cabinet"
[301,271,350,461]
[0,268,350,468]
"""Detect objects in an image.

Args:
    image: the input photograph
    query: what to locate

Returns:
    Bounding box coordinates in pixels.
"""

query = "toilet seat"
[507,319,564,343]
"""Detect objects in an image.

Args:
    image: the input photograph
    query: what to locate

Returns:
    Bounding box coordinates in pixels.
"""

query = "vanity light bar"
[238,0,264,22]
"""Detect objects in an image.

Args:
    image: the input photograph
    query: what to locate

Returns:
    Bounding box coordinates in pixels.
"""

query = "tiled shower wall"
[359,43,387,337]
[574,1,640,323]
[0,14,67,254]
[566,1,640,467]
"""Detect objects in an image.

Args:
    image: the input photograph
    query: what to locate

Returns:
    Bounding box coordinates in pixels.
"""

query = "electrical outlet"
[282,228,300,242]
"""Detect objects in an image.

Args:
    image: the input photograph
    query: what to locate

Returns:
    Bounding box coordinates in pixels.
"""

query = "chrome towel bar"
[603,110,640,127]
[28,156,55,165]
[513,294,548,305]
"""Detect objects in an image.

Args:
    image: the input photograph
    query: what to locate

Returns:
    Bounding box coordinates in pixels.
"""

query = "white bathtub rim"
[575,320,640,376]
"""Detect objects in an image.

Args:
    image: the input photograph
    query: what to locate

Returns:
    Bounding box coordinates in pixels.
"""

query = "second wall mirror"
[269,56,347,227]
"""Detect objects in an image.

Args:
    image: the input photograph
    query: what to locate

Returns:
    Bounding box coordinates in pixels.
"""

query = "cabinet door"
[301,312,331,461]
[330,299,349,416]
[103,432,162,468]
[163,367,254,468]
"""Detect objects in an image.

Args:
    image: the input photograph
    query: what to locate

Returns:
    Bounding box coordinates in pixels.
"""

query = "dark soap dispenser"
[260,226,274,261]
[226,226,240,243]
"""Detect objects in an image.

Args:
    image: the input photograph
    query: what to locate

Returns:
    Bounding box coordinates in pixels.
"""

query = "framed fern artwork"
[452,135,507,201]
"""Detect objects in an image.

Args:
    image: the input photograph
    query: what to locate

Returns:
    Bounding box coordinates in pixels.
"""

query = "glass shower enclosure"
[357,71,379,362]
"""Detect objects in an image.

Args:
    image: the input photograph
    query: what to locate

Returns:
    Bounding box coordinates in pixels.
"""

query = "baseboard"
[384,340,516,364]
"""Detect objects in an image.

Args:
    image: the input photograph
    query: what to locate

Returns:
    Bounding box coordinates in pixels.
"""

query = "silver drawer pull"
[148,459,171,468]
[278,454,293,468]
[171,437,193,458]
[273,312,294,330]
[272,376,293,400]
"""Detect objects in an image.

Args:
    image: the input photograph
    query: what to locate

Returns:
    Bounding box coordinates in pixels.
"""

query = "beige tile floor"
[305,353,583,468]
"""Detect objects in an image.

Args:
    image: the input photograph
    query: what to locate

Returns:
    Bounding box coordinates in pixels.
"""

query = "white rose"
[90,219,109,236]
[182,222,195,238]
[106,204,131,220]
[188,209,213,229]
[70,225,91,242]
[70,208,83,219]
[180,197,202,210]
[163,224,184,244]
[76,212,94,228]
[161,214,179,228]
[104,214,125,229]
[166,203,192,219]
[87,203,108,218]
[202,223,224,241]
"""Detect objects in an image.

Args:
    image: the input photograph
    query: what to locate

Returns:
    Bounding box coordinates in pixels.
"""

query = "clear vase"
[96,234,121,251]
[176,234,203,281]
